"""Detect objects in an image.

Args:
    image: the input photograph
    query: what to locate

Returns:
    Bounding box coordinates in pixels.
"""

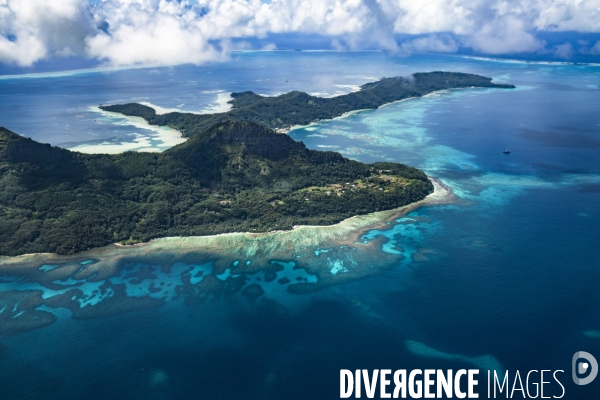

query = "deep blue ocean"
[0,52,599,399]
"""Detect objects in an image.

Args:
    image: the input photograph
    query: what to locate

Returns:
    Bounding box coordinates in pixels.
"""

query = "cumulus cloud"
[590,40,600,55]
[1,0,600,67]
[463,15,546,54]
[0,0,95,66]
[534,0,600,32]
[86,0,226,66]
[554,42,574,59]
[400,34,459,54]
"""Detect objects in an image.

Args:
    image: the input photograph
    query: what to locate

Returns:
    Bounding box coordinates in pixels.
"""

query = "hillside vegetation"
[0,72,514,256]
[0,122,432,255]
[101,72,514,137]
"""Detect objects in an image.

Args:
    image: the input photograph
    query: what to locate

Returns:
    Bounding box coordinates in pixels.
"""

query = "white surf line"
[138,102,189,115]
[68,106,186,154]
[200,92,233,113]
[0,63,171,80]
[139,92,233,115]
[455,54,600,67]
[67,91,231,154]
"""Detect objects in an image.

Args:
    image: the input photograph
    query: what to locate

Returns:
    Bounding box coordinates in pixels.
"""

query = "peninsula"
[101,72,514,136]
[0,72,513,256]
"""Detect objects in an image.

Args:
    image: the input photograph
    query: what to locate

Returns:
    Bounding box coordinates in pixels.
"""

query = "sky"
[1,0,600,70]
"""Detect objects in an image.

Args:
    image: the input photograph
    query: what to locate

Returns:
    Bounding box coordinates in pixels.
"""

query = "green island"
[101,71,514,135]
[0,72,513,256]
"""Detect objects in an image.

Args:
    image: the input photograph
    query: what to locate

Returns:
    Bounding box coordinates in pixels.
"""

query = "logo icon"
[572,351,598,385]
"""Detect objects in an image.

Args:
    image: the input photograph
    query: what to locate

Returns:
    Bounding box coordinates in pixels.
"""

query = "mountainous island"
[0,72,513,256]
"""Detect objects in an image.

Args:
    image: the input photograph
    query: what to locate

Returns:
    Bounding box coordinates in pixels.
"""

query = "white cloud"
[331,39,347,51]
[1,0,600,67]
[534,0,600,32]
[261,43,277,51]
[393,0,481,35]
[400,35,459,54]
[0,0,95,66]
[86,2,226,66]
[463,15,546,54]
[554,42,574,59]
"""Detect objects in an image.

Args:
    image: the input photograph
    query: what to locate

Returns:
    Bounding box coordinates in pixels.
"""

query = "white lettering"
[393,370,407,399]
[363,369,379,399]
[341,370,353,398]
[381,369,391,398]
[526,370,538,398]
[438,370,453,398]
[511,370,525,398]
[468,370,479,398]
[454,369,467,399]
[553,370,564,399]
[494,371,508,398]
[340,368,568,399]
[409,369,423,399]
[455,370,467,399]
[540,370,550,399]
[424,370,435,398]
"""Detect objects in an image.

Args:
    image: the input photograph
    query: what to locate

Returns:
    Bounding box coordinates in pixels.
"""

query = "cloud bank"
[1,0,600,67]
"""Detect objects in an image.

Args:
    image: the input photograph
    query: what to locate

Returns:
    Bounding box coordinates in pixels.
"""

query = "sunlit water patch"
[406,340,504,379]
[289,87,600,211]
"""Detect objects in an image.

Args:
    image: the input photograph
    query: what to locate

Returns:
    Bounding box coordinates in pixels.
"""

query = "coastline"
[284,86,494,134]
[68,107,187,154]
[138,92,233,115]
[69,90,234,154]
[0,177,453,272]
[3,72,495,271]
[0,177,454,332]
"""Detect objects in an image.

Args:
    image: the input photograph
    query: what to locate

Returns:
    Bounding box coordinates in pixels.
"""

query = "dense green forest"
[0,72,514,256]
[0,122,432,256]
[101,72,514,136]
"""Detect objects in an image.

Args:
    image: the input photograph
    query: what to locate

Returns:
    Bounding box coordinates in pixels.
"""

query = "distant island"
[0,72,513,256]
[101,72,514,136]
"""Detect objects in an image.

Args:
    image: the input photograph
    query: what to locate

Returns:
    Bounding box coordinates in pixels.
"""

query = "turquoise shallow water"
[0,52,599,398]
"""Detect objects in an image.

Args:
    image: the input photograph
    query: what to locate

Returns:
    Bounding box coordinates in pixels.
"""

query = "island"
[0,72,514,256]
[100,71,514,136]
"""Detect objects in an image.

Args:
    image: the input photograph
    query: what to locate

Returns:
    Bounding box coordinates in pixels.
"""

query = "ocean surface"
[0,52,599,399]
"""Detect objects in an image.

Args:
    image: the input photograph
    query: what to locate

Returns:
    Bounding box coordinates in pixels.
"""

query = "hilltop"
[0,72,514,256]
[0,122,432,256]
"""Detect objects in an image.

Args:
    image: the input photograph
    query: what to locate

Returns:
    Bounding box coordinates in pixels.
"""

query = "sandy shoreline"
[69,91,235,154]
[68,107,187,154]
[139,93,233,116]
[284,88,464,134]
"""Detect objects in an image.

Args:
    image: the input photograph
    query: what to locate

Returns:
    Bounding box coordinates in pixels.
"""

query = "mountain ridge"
[0,121,433,256]
[0,72,515,256]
